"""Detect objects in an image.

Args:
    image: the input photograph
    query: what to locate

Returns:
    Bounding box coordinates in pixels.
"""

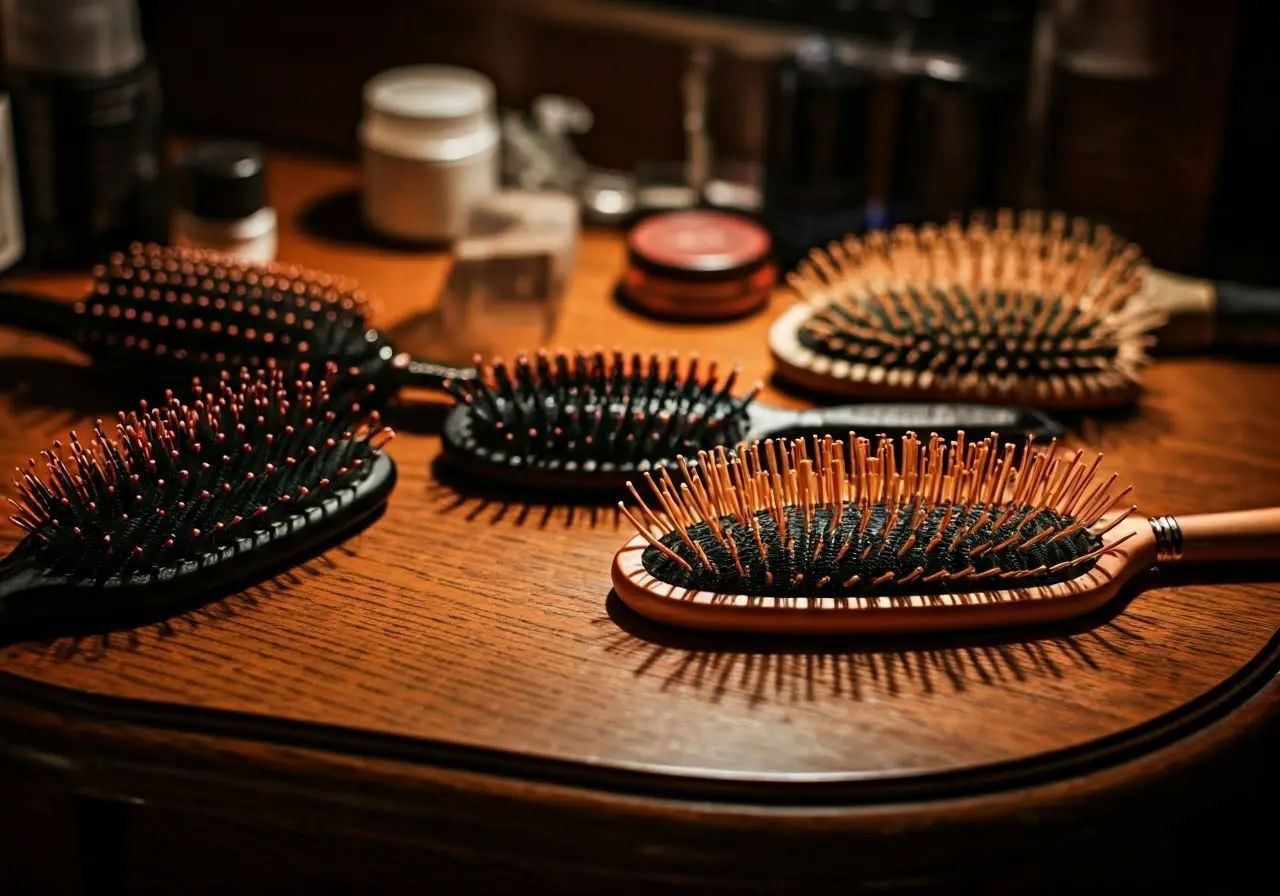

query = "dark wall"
[134,0,1238,272]
[1204,0,1280,284]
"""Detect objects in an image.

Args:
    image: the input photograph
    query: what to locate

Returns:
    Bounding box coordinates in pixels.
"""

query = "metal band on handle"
[1149,515,1184,562]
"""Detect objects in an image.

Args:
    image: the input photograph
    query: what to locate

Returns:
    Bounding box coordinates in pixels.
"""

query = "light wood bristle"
[623,433,1135,595]
[786,210,1164,401]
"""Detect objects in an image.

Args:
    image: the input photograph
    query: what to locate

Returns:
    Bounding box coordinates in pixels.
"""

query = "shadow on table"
[296,188,450,254]
[425,456,625,530]
[596,583,1151,705]
[0,505,384,655]
[597,555,1280,705]
[0,355,149,435]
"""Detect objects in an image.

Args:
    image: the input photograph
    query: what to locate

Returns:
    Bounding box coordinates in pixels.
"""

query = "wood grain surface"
[0,151,1277,889]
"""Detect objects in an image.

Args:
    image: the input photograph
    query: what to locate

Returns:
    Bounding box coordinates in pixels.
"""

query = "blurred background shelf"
[131,0,1251,275]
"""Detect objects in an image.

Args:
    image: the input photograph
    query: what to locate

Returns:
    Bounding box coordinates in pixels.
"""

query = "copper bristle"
[621,432,1136,595]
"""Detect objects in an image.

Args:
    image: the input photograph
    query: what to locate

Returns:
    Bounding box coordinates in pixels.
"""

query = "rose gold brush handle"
[1150,508,1280,564]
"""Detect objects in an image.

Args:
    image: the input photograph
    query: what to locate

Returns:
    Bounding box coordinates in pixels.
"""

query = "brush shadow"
[595,580,1148,705]
[9,554,349,664]
[1141,559,1280,589]
[426,458,625,530]
[1071,403,1175,446]
[296,189,451,254]
[1153,344,1280,363]
[0,500,386,651]
[380,397,451,436]
[0,355,158,429]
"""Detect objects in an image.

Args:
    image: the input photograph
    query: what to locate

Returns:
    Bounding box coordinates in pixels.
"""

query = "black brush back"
[78,244,380,374]
[444,348,756,478]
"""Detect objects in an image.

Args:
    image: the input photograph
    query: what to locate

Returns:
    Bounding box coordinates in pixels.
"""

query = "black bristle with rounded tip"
[6,361,394,582]
[74,243,378,374]
[623,432,1137,598]
[444,348,761,472]
[786,210,1165,400]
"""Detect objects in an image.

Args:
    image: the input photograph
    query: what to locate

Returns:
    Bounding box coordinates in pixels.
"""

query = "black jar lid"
[176,141,268,221]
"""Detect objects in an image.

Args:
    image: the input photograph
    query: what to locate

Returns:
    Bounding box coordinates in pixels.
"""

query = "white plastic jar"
[359,65,500,242]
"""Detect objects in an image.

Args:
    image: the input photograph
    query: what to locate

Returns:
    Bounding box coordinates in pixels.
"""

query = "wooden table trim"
[1,618,1277,806]
[0,660,1276,888]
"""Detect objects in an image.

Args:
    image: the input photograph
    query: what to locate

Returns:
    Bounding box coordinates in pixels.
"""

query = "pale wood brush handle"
[1160,508,1280,564]
[1145,268,1280,353]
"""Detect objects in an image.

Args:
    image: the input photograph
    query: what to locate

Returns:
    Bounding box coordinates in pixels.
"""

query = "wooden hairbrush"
[1141,267,1280,354]
[769,210,1165,409]
[440,348,1062,493]
[0,362,396,640]
[0,243,472,393]
[611,432,1280,635]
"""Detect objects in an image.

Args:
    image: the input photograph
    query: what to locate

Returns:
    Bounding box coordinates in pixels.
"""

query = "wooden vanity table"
[0,153,1277,894]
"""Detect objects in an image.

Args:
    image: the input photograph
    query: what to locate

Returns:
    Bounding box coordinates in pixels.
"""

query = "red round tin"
[622,209,776,320]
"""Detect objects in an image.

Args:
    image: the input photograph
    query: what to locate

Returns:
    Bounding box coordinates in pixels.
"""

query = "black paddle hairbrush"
[0,362,397,640]
[440,348,1062,493]
[0,243,471,394]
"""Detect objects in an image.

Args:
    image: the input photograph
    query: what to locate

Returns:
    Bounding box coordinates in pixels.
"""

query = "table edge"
[0,621,1277,806]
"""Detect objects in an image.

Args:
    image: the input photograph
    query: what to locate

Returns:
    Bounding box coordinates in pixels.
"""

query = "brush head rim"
[768,303,1143,410]
[439,403,711,494]
[0,451,397,641]
[610,514,1155,635]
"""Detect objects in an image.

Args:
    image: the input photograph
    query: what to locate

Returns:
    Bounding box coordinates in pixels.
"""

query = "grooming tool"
[612,432,1280,635]
[769,210,1164,409]
[0,243,472,393]
[441,349,1063,493]
[0,362,396,640]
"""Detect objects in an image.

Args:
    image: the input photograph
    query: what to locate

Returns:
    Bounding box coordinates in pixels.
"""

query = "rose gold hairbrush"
[611,432,1280,635]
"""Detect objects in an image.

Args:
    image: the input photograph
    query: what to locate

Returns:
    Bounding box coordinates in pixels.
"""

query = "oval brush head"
[77,243,381,374]
[770,210,1167,409]
[442,347,760,487]
[612,431,1138,634]
[0,362,396,639]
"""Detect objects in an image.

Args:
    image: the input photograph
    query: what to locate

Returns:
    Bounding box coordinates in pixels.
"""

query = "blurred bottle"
[1,0,167,269]
[1037,0,1160,210]
[0,93,23,273]
[761,34,873,272]
[885,0,1037,225]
